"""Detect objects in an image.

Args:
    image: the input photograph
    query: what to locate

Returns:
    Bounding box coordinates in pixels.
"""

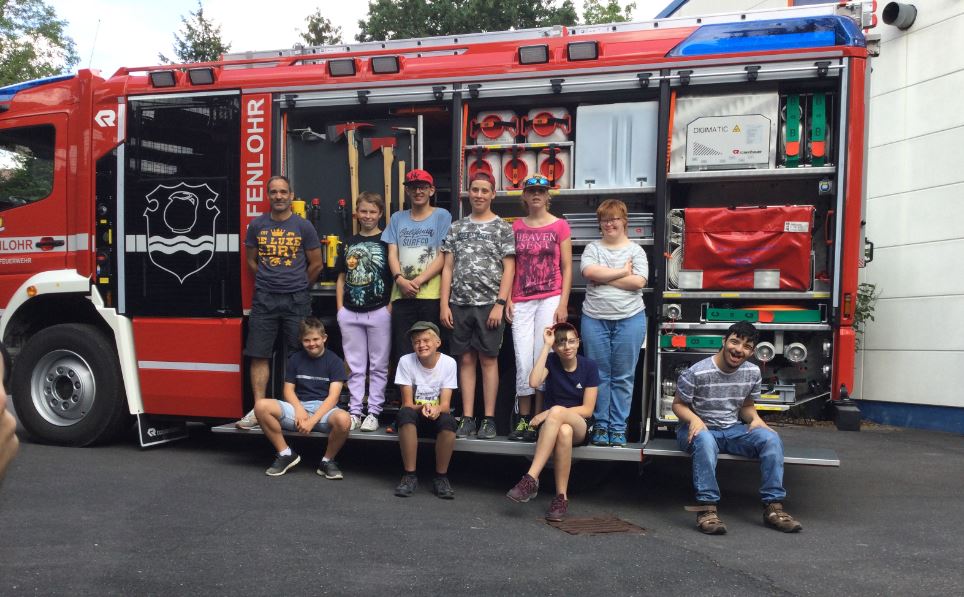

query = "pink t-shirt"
[511,218,571,302]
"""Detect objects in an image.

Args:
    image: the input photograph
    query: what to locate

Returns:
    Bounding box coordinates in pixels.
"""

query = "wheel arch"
[1,270,144,416]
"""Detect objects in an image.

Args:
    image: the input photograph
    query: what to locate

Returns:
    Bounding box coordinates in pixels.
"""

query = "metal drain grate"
[547,516,646,535]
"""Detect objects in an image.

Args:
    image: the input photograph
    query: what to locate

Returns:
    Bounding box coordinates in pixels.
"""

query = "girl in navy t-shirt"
[505,323,599,522]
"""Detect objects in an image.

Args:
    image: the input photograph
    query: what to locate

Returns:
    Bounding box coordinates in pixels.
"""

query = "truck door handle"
[36,237,65,250]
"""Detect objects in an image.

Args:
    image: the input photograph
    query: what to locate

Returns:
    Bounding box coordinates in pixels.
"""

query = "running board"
[211,424,644,462]
[642,438,840,467]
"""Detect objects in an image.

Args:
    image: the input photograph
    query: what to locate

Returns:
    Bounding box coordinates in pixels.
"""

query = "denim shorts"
[278,400,341,433]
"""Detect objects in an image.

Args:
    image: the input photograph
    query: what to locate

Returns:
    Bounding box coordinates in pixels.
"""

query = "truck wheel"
[12,324,129,446]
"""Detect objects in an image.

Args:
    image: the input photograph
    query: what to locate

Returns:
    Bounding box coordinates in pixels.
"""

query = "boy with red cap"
[381,169,452,360]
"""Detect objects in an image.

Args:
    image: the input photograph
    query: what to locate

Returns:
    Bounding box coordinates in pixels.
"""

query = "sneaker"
[546,494,569,522]
[506,474,539,503]
[235,409,259,430]
[686,504,727,535]
[763,502,803,533]
[394,474,418,497]
[591,427,609,446]
[265,452,300,476]
[521,425,538,442]
[456,416,477,438]
[477,417,497,439]
[360,413,380,432]
[507,417,530,441]
[349,414,362,431]
[317,460,343,480]
[433,476,455,499]
[609,431,627,447]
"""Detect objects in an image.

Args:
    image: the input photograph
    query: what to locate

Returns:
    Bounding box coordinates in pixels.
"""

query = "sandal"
[685,504,727,535]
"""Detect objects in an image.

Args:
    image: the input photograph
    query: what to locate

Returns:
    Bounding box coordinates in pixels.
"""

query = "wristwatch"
[495,298,507,306]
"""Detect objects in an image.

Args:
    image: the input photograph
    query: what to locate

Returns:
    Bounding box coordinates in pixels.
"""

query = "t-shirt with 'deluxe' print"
[511,218,570,302]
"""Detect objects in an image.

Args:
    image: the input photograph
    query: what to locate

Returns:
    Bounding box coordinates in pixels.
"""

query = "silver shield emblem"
[144,182,220,283]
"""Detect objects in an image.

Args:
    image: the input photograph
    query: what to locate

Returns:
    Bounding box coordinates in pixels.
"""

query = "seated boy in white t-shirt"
[393,321,459,499]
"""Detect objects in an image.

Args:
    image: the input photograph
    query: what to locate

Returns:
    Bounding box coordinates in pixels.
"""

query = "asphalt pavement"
[1,417,962,596]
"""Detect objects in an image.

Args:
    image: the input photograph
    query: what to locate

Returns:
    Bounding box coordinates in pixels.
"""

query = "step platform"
[212,425,839,466]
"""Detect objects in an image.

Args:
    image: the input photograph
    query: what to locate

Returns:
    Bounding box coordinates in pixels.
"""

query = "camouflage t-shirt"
[441,215,515,306]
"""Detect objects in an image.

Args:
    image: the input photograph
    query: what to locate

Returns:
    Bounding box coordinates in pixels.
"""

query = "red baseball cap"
[404,169,434,186]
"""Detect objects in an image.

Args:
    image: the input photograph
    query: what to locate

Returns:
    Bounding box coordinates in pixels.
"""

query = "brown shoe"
[685,504,727,535]
[763,502,803,533]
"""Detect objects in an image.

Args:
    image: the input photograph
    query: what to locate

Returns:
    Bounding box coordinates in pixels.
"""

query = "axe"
[362,136,398,223]
[326,121,374,233]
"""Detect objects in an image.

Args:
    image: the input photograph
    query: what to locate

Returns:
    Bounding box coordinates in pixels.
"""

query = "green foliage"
[158,1,231,64]
[854,282,879,350]
[582,0,634,24]
[299,9,343,46]
[0,0,78,86]
[0,154,53,206]
[357,0,578,42]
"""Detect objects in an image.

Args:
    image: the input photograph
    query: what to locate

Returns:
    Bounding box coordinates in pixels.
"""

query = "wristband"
[495,298,507,306]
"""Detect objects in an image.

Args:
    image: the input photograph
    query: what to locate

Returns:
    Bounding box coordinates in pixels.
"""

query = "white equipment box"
[671,93,779,171]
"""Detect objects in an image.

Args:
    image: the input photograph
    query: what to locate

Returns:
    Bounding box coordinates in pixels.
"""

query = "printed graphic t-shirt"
[337,234,392,312]
[440,215,516,306]
[284,349,348,403]
[381,208,452,301]
[394,352,459,406]
[544,353,601,409]
[245,213,321,293]
[512,218,570,302]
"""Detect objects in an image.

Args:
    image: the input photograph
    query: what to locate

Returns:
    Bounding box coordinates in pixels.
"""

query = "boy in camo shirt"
[440,172,515,439]
[673,321,803,535]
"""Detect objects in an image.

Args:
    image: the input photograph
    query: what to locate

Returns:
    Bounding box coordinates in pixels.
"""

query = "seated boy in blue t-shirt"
[506,322,599,521]
[254,317,351,478]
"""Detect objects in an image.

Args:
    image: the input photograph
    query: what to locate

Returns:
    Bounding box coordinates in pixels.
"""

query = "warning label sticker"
[784,221,809,233]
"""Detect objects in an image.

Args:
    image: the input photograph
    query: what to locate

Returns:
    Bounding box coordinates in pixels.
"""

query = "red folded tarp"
[682,205,814,290]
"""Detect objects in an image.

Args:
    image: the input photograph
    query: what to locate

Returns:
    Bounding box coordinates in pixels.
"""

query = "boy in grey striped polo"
[673,321,802,535]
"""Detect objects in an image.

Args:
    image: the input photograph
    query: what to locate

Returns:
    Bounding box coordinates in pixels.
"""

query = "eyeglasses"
[600,218,624,226]
[523,176,550,188]
[555,338,579,347]
[407,184,432,192]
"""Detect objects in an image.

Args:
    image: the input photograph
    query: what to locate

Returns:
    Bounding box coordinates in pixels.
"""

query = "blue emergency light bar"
[0,74,75,103]
[667,16,865,57]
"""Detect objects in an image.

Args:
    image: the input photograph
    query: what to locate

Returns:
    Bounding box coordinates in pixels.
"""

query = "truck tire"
[12,324,129,446]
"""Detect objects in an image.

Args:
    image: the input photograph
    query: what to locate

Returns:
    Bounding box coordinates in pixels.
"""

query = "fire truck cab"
[0,2,873,461]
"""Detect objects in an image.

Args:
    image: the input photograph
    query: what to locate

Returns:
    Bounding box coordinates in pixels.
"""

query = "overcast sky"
[49,0,652,77]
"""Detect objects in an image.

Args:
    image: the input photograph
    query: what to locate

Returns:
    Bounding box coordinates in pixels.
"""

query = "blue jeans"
[580,310,646,433]
[676,423,787,504]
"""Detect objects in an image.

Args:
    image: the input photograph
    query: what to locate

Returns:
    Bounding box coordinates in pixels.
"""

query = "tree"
[158,1,231,65]
[299,8,343,46]
[0,0,78,86]
[582,0,634,24]
[357,0,578,42]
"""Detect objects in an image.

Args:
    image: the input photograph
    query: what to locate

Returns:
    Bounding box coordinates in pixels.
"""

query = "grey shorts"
[449,303,505,357]
[244,290,312,359]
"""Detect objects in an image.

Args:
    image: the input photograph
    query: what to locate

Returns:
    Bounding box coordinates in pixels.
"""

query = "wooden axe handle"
[397,160,406,215]
[346,129,360,234]
[383,146,394,224]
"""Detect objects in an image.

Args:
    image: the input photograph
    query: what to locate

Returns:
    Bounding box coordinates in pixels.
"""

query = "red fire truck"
[0,2,874,462]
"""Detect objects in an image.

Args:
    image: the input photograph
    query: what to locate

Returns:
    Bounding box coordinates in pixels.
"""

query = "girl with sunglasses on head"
[505,175,573,442]
[579,199,648,447]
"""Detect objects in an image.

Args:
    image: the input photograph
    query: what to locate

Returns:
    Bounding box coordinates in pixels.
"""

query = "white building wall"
[857,1,964,408]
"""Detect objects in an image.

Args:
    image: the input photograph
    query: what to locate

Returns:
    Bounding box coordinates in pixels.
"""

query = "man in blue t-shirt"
[236,176,324,430]
[673,321,802,535]
[254,317,351,478]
